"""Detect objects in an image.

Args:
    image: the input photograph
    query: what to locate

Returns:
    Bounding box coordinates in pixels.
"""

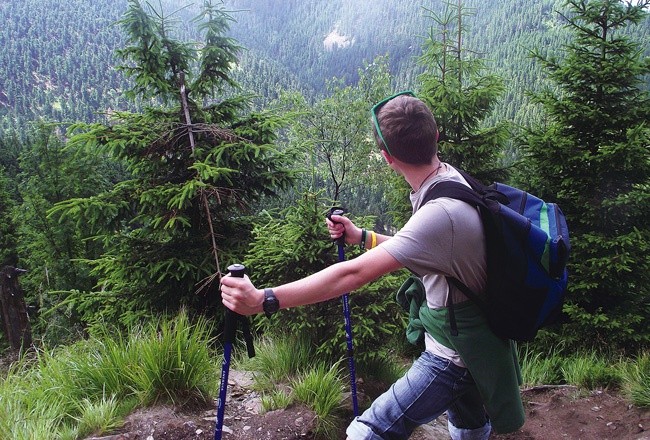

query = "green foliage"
[2,0,648,137]
[244,191,408,365]
[622,352,650,407]
[417,0,510,183]
[291,363,346,439]
[272,57,397,230]
[47,1,297,330]
[519,0,650,351]
[12,124,115,343]
[0,167,17,267]
[0,311,214,439]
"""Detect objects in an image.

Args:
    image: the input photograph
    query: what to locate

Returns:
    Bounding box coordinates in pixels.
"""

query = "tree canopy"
[520,0,650,350]
[47,0,297,329]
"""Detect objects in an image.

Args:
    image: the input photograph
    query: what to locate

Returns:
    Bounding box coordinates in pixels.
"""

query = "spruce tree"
[417,0,509,183]
[0,166,17,267]
[50,0,295,328]
[521,0,650,350]
[13,124,111,343]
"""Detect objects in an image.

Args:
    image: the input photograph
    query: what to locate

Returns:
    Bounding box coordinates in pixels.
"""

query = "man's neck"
[405,157,442,192]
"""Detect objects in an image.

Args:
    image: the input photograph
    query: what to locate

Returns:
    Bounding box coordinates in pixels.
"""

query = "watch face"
[263,289,279,316]
[264,297,279,314]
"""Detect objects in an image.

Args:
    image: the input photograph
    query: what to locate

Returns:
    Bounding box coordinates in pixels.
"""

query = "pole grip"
[225,264,255,358]
[223,264,246,344]
[228,263,246,278]
[327,207,347,247]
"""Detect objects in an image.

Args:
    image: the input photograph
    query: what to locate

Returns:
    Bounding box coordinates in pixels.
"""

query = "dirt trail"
[86,371,649,440]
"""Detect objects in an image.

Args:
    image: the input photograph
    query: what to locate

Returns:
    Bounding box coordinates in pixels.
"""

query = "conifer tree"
[0,166,17,268]
[417,0,509,183]
[50,0,295,328]
[521,0,650,350]
[13,124,111,342]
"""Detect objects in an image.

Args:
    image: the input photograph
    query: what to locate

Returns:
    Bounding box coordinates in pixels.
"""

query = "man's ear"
[380,149,393,164]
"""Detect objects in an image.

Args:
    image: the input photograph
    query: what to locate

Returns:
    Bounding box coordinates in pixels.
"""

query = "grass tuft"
[622,352,650,407]
[260,388,294,413]
[127,312,216,406]
[291,362,345,439]
[561,352,622,390]
[73,395,124,438]
[0,310,216,439]
[519,345,565,387]
[237,334,313,390]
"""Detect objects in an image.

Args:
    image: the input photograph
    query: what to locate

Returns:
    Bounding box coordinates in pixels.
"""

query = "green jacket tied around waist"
[396,275,525,434]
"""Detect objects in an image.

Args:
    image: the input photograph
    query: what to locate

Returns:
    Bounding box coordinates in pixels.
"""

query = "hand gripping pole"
[215,264,255,440]
[327,207,359,417]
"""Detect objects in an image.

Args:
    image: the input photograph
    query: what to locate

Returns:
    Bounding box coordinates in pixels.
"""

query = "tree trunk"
[0,266,32,350]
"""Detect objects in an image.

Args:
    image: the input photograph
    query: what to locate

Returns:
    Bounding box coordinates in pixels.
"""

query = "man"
[220,92,524,439]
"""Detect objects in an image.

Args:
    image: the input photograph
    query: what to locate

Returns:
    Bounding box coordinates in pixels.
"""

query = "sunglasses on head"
[371,90,416,156]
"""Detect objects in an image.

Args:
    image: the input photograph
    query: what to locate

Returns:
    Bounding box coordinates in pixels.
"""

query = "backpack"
[422,170,570,341]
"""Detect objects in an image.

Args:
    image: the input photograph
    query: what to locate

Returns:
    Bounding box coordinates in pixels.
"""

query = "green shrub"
[245,192,408,366]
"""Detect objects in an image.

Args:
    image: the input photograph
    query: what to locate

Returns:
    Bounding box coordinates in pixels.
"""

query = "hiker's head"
[371,91,438,165]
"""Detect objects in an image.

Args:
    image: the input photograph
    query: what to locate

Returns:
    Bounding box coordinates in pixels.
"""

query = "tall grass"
[0,310,216,439]
[127,312,217,405]
[519,345,565,387]
[561,352,623,390]
[236,333,313,390]
[358,353,409,386]
[236,334,347,438]
[622,352,650,407]
[519,345,646,401]
[291,363,346,439]
[2,315,647,440]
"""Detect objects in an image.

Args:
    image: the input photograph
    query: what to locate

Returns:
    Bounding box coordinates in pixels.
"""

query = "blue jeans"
[346,351,491,440]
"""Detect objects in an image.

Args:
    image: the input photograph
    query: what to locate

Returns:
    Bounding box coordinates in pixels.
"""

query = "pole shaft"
[215,265,246,440]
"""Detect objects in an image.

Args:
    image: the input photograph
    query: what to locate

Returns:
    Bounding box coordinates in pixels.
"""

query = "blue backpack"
[423,171,570,341]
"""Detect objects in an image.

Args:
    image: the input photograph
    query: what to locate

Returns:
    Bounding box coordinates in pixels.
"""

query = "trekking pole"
[327,207,359,417]
[215,263,255,440]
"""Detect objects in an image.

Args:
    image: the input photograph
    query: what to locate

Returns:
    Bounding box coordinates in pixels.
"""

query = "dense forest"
[2,0,648,132]
[0,0,649,362]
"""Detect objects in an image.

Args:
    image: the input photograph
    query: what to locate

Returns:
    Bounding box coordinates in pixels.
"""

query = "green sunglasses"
[371,90,416,156]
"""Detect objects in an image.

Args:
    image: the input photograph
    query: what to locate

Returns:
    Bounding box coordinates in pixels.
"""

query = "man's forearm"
[273,246,401,310]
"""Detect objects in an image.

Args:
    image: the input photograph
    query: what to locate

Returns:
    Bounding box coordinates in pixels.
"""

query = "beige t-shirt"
[379,164,487,367]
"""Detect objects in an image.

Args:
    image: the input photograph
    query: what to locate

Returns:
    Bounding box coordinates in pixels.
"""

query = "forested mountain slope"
[0,0,648,134]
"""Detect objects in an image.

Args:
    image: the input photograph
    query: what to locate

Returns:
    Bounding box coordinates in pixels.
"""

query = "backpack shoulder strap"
[422,180,485,209]
[421,179,491,333]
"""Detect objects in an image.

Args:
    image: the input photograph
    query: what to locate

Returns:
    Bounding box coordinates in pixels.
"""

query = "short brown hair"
[373,95,438,165]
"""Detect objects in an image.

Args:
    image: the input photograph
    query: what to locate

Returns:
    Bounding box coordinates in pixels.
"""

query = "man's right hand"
[326,214,362,246]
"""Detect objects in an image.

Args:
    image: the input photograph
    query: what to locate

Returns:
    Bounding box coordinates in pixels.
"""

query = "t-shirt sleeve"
[380,200,457,277]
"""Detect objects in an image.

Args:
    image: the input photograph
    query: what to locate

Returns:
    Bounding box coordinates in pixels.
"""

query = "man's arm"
[220,246,403,315]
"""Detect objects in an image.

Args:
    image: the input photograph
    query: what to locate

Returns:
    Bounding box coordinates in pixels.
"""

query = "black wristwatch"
[263,288,280,318]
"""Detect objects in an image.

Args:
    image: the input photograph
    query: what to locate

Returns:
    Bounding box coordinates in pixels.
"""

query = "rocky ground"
[86,370,650,440]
